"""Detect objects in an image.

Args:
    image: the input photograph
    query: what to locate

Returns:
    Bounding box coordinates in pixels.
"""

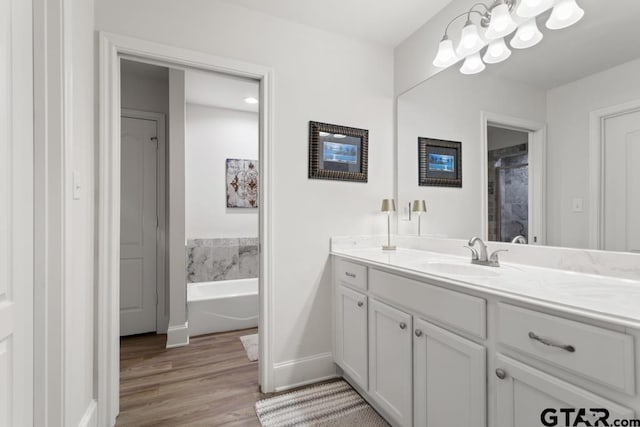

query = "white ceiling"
[185,70,260,113]
[218,0,454,47]
[486,0,640,89]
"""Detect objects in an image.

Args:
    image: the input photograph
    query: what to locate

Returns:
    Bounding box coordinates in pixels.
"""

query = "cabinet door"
[369,299,413,427]
[495,354,635,427]
[335,285,368,390]
[413,318,486,427]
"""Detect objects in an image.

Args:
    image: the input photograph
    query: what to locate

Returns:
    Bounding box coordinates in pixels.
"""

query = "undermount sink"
[420,261,503,278]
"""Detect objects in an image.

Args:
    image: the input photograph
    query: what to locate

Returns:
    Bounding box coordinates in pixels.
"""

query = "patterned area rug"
[255,380,389,426]
[240,334,259,361]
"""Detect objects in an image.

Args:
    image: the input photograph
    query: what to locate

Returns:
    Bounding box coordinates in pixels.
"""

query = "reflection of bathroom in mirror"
[397,0,640,253]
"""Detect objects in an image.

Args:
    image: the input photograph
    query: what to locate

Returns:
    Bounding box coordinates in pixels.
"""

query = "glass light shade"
[510,18,543,49]
[483,38,511,64]
[456,24,485,57]
[546,0,584,30]
[433,38,458,68]
[381,199,396,213]
[516,0,554,18]
[485,3,518,40]
[460,52,486,75]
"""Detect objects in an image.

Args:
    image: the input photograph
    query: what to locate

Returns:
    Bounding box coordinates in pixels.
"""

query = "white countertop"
[331,247,640,329]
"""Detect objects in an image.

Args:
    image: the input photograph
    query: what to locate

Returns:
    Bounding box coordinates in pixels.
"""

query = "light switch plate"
[572,198,583,213]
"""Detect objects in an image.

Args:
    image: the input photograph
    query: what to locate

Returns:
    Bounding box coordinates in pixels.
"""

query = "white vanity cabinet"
[335,284,368,391]
[368,298,413,427]
[413,318,486,427]
[495,354,635,427]
[332,254,640,427]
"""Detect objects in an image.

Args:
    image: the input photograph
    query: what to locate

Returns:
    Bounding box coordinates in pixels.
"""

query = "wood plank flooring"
[117,328,265,426]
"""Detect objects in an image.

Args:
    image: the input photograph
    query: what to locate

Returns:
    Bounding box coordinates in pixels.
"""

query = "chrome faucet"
[465,236,507,267]
[511,235,527,244]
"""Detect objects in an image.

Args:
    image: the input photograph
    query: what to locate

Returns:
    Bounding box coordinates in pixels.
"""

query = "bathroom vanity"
[331,240,640,427]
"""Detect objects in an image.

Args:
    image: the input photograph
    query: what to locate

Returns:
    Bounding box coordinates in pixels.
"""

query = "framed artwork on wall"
[418,137,462,188]
[226,158,259,208]
[308,121,369,183]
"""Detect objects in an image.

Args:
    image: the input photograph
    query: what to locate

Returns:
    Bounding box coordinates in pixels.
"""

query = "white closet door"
[120,115,159,336]
[604,109,640,252]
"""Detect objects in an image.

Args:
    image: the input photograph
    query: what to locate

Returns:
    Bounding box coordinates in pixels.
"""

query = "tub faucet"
[511,235,527,244]
[465,236,507,267]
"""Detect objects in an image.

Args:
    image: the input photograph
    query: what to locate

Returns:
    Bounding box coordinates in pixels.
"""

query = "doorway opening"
[117,58,262,423]
[99,32,274,427]
[486,126,529,243]
[480,112,547,246]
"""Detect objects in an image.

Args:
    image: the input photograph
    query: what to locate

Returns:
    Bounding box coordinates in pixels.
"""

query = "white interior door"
[603,109,640,252]
[120,114,159,336]
[1,0,33,424]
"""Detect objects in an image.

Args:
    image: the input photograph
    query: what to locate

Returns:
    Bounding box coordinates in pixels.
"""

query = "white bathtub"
[187,278,258,337]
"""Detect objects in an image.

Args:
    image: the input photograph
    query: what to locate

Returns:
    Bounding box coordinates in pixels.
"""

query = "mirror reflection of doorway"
[487,126,530,243]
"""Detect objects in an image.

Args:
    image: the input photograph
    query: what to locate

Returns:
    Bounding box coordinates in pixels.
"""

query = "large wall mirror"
[397,0,640,253]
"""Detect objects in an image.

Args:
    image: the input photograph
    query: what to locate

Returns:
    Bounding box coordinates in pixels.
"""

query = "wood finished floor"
[117,328,265,427]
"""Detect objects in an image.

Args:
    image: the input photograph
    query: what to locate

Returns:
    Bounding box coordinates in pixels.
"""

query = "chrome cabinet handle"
[495,369,507,380]
[399,322,407,330]
[415,329,423,337]
[357,301,364,307]
[528,331,575,353]
[345,272,356,278]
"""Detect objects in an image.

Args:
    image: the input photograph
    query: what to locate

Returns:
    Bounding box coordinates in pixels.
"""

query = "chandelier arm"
[443,10,485,39]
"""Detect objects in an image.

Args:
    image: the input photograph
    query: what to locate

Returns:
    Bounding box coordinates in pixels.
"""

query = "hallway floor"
[117,328,263,426]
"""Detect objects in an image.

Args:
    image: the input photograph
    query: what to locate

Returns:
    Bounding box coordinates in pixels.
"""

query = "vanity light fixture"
[381,199,397,251]
[483,38,511,64]
[412,200,427,236]
[460,52,486,75]
[510,18,543,49]
[546,0,584,29]
[244,97,259,104]
[432,0,585,75]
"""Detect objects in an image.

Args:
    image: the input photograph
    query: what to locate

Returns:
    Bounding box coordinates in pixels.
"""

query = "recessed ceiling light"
[319,132,330,137]
[333,134,347,139]
[244,97,259,105]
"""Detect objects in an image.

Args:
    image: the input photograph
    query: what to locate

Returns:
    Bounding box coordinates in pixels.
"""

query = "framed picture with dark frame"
[418,137,462,188]
[309,121,368,183]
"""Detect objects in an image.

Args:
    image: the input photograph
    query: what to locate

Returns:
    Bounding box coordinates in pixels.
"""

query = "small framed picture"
[418,137,462,188]
[309,121,368,183]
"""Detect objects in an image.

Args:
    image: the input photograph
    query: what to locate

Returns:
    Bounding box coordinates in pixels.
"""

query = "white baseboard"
[77,399,97,427]
[166,322,189,348]
[274,352,337,392]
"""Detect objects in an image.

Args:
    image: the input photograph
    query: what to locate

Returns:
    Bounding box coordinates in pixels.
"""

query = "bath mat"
[255,380,389,427]
[240,333,259,361]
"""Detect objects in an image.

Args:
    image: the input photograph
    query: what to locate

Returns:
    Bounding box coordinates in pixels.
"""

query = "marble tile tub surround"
[187,237,259,283]
[331,235,640,282]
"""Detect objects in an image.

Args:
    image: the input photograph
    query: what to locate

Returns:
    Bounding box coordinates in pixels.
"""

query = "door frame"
[588,99,640,249]
[98,32,275,427]
[480,111,547,245]
[120,109,168,334]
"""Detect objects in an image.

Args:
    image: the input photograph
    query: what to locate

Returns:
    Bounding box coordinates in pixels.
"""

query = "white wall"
[167,69,188,348]
[186,104,259,239]
[121,60,169,116]
[488,127,528,151]
[96,0,394,385]
[546,58,640,248]
[397,66,546,237]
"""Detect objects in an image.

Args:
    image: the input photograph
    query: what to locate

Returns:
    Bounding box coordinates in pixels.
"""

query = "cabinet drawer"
[498,303,635,395]
[369,269,486,339]
[335,258,367,290]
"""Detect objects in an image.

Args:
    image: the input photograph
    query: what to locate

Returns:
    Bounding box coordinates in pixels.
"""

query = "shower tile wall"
[187,238,259,283]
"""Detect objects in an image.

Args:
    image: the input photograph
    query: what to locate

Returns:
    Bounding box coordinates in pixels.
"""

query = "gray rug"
[240,333,259,362]
[255,380,389,427]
